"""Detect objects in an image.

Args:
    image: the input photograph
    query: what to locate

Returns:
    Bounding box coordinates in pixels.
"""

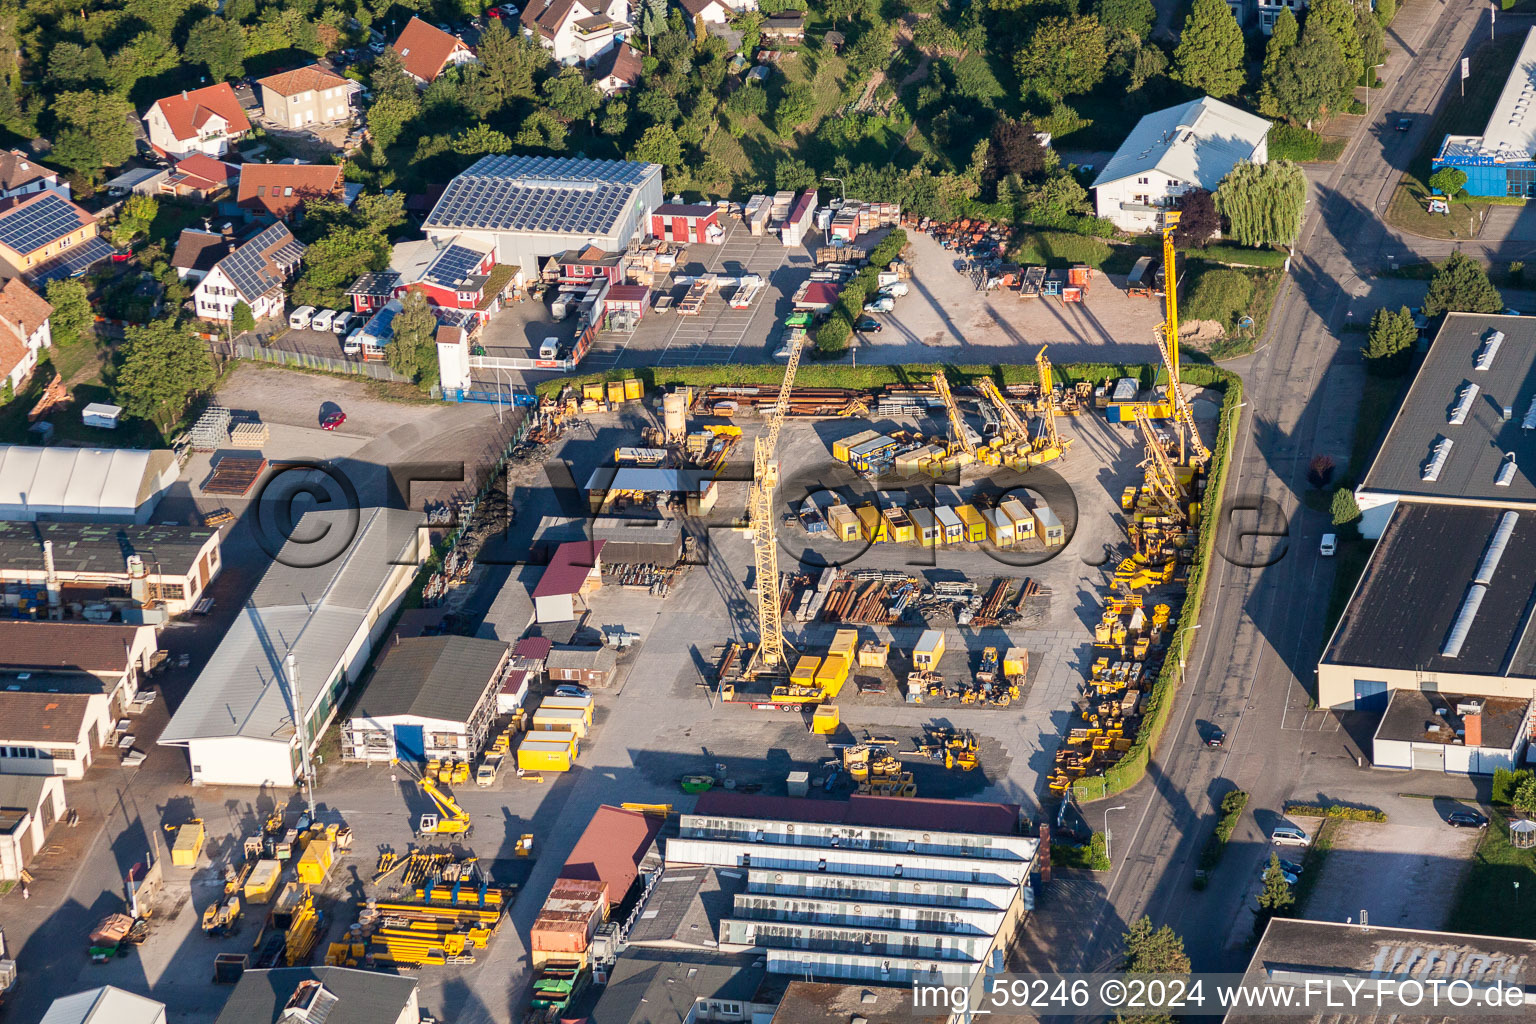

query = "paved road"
[1055,0,1502,976]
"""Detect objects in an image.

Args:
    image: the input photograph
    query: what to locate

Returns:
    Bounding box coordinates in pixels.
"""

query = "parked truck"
[477,753,504,787]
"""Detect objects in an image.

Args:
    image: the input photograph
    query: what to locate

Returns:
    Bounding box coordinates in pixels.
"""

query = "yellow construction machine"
[412,770,473,840]
[1030,347,1072,465]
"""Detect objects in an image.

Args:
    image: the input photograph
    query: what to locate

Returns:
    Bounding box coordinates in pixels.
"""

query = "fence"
[219,341,414,383]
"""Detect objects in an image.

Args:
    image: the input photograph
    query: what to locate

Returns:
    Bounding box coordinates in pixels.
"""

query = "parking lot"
[1299,819,1483,931]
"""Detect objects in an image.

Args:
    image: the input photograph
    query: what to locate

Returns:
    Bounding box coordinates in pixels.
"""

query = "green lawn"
[1208,267,1283,360]
[1386,32,1527,238]
[1351,372,1406,477]
[1447,811,1536,939]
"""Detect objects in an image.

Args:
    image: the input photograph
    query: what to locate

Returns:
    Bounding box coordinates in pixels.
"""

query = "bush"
[1492,767,1534,805]
[868,228,908,268]
[1054,831,1111,870]
[1183,268,1254,326]
[815,314,851,356]
[1428,166,1468,198]
[1197,789,1248,877]
[1010,230,1112,268]
[1283,803,1387,822]
[1330,487,1360,527]
[1195,245,1287,268]
[1268,124,1322,162]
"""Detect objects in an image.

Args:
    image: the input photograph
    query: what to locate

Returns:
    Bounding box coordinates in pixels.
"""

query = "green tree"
[293,226,391,309]
[823,0,872,27]
[1122,916,1191,975]
[107,33,181,95]
[386,289,438,383]
[367,93,419,149]
[815,314,851,356]
[452,123,513,156]
[773,82,816,135]
[48,43,109,89]
[231,301,256,334]
[370,47,419,104]
[1214,160,1307,247]
[639,0,668,52]
[1014,16,1107,101]
[1171,0,1244,97]
[1422,252,1504,317]
[51,90,138,175]
[725,81,768,125]
[1512,775,1536,815]
[45,279,93,348]
[353,192,407,235]
[1493,768,1533,804]
[1375,0,1397,25]
[515,109,568,151]
[1095,0,1154,38]
[1257,8,1298,117]
[631,124,682,167]
[1362,305,1416,369]
[1306,0,1363,90]
[478,21,544,104]
[1257,854,1295,918]
[1429,167,1468,197]
[542,66,601,126]
[185,17,247,82]
[1262,19,1348,125]
[111,193,160,247]
[1330,487,1361,526]
[775,156,817,191]
[114,318,216,429]
[599,99,630,137]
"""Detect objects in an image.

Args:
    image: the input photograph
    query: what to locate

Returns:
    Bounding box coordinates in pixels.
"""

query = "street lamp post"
[822,175,846,207]
[1176,623,1202,673]
[1104,805,1128,863]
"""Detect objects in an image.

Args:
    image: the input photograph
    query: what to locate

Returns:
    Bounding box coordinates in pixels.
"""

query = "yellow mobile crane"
[1153,212,1210,467]
[747,333,805,672]
[1031,347,1071,465]
[1132,406,1186,523]
[404,764,473,839]
[931,370,977,464]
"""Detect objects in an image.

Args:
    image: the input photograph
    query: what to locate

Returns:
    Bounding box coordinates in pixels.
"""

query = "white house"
[0,278,52,394]
[192,222,305,325]
[0,774,65,881]
[0,691,104,779]
[40,986,165,1024]
[1091,96,1270,234]
[142,84,252,160]
[521,0,633,66]
[0,150,68,202]
[1227,0,1307,34]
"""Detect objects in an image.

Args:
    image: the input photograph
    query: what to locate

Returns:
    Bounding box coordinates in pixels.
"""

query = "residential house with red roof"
[257,64,356,129]
[392,18,477,85]
[143,83,252,160]
[521,0,633,66]
[158,154,238,200]
[343,234,512,324]
[0,278,51,394]
[237,162,344,221]
[0,150,68,202]
[590,42,642,96]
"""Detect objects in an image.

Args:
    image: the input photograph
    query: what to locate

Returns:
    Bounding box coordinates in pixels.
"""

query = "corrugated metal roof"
[532,540,605,598]
[160,508,423,745]
[562,805,662,904]
[352,635,509,723]
[692,792,1022,836]
[40,985,165,1024]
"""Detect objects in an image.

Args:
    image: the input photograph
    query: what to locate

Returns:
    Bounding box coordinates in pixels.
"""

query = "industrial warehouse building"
[0,621,159,713]
[160,508,426,787]
[342,635,512,763]
[0,446,180,523]
[212,966,420,1024]
[423,155,663,281]
[1432,28,1536,197]
[0,691,101,778]
[639,792,1038,1004]
[1353,313,1536,538]
[0,522,222,618]
[1371,690,1530,773]
[0,773,65,880]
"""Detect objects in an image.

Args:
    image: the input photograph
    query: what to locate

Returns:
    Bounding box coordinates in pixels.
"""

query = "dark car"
[854,317,883,333]
[1205,729,1225,748]
[1396,118,1412,132]
[1447,811,1487,829]
[321,411,347,431]
[1278,858,1304,876]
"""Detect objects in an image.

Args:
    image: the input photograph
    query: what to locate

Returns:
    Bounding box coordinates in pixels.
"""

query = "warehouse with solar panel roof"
[423,155,663,282]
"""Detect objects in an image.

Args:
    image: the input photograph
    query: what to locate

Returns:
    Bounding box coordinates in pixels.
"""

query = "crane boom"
[931,371,975,457]
[1133,406,1186,522]
[1155,212,1210,467]
[976,377,1029,445]
[750,335,806,668]
[1034,346,1067,457]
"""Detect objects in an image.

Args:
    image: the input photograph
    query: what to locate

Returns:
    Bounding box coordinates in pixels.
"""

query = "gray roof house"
[342,635,512,762]
[213,967,419,1024]
[159,507,426,787]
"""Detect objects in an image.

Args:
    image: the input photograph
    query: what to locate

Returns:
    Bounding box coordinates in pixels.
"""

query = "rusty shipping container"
[531,877,608,954]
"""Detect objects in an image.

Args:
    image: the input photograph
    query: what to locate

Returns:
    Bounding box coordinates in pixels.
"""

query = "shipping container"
[999,497,1034,540]
[882,507,915,544]
[539,696,595,724]
[913,630,945,670]
[533,707,590,739]
[532,884,605,954]
[295,839,333,885]
[826,504,861,541]
[790,656,821,687]
[984,507,1015,548]
[814,655,849,696]
[811,705,840,734]
[933,505,963,544]
[1003,647,1029,679]
[955,504,987,542]
[855,505,888,543]
[847,435,898,471]
[909,506,940,546]
[1034,503,1065,546]
[519,741,573,773]
[829,630,859,661]
[833,429,881,463]
[244,859,282,903]
[623,378,644,401]
[532,728,580,754]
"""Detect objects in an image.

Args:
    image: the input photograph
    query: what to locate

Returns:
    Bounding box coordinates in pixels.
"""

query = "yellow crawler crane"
[1154,211,1210,467]
[931,370,977,462]
[747,330,804,673]
[1031,347,1072,465]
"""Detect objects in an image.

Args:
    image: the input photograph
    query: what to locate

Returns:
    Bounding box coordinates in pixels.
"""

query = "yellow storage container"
[623,378,643,401]
[171,820,205,867]
[934,506,964,544]
[814,654,849,689]
[607,381,626,404]
[538,696,595,724]
[532,728,579,753]
[244,859,282,903]
[1034,503,1065,546]
[882,508,915,544]
[1003,647,1029,678]
[533,707,590,739]
[913,629,946,670]
[826,505,861,541]
[855,505,887,543]
[811,705,840,734]
[582,382,605,401]
[518,742,572,773]
[999,497,1034,538]
[857,641,889,668]
[791,656,822,687]
[833,429,881,463]
[829,630,859,660]
[296,839,334,885]
[984,507,1015,548]
[909,507,940,546]
[956,504,987,542]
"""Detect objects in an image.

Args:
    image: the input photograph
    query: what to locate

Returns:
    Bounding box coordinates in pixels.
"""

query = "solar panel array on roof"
[216,223,304,302]
[426,155,658,236]
[30,235,115,283]
[0,193,86,255]
[347,270,400,296]
[424,243,485,288]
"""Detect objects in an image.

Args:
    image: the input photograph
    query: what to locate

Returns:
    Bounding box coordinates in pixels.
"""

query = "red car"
[321,412,346,431]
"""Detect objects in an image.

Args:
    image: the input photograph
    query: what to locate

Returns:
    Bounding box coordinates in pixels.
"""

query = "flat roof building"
[1433,27,1536,197]
[0,445,179,523]
[0,521,221,618]
[1372,690,1531,774]
[160,508,426,787]
[1355,313,1536,537]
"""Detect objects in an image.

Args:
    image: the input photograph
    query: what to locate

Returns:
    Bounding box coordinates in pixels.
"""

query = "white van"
[289,306,316,330]
[332,311,355,335]
[1320,533,1337,557]
[310,309,336,333]
[1271,825,1310,847]
[539,337,560,359]
[343,327,364,355]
